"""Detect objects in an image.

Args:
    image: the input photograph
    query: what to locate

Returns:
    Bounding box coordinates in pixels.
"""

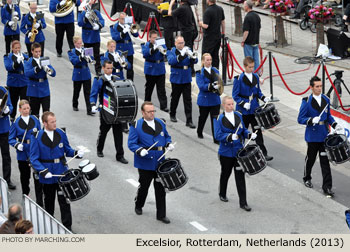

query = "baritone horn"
[157,46,167,56]
[214,74,224,96]
[185,48,198,60]
[130,23,140,34]
[53,0,74,17]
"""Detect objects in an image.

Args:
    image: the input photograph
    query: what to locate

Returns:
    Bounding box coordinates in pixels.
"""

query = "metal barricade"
[23,195,72,234]
[0,176,9,215]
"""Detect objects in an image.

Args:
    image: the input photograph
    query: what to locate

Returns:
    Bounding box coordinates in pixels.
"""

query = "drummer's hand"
[4,106,10,114]
[77,150,84,158]
[44,172,53,179]
[17,143,24,151]
[140,149,148,157]
[264,97,270,103]
[335,124,344,134]
[167,143,175,151]
[231,133,239,141]
[243,103,250,111]
[312,116,320,124]
[91,105,98,113]
[251,133,257,140]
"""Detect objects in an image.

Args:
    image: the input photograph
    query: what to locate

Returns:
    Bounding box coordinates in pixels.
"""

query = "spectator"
[15,220,34,234]
[0,203,23,234]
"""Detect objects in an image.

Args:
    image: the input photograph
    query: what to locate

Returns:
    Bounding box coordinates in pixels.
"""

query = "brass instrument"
[43,66,53,75]
[130,23,140,34]
[157,46,167,56]
[85,55,96,65]
[53,0,74,17]
[10,1,19,31]
[83,0,102,27]
[185,47,198,60]
[214,73,224,96]
[112,52,127,68]
[30,17,38,43]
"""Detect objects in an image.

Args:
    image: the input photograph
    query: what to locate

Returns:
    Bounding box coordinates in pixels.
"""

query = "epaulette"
[235,111,242,116]
[160,118,166,123]
[32,115,39,121]
[234,75,239,80]
[94,76,99,80]
[57,127,66,134]
[195,70,201,74]
[302,97,308,101]
[215,114,220,120]
[129,121,137,128]
[141,42,145,46]
[32,131,39,138]
[109,24,113,28]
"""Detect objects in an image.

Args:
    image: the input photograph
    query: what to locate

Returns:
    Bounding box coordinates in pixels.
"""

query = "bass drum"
[101,79,138,124]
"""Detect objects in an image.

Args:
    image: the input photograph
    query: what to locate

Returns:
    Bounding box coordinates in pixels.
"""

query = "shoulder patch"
[129,121,137,128]
[160,118,166,123]
[195,70,201,74]
[234,75,239,80]
[141,42,145,46]
[235,111,242,116]
[302,97,308,101]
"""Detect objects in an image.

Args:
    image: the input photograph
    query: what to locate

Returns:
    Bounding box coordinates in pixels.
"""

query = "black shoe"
[304,180,313,188]
[7,182,16,190]
[290,13,300,19]
[186,122,196,129]
[73,107,79,111]
[87,111,94,116]
[157,217,171,224]
[122,128,129,134]
[117,157,128,164]
[324,188,334,197]
[240,204,252,212]
[161,108,170,113]
[170,116,177,122]
[97,151,104,157]
[135,207,142,215]
[264,155,273,161]
[57,53,62,57]
[341,25,349,32]
[197,133,204,139]
[219,195,228,202]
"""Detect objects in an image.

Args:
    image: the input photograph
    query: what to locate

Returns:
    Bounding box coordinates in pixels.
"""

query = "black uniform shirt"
[203,4,225,38]
[172,3,195,32]
[243,11,261,45]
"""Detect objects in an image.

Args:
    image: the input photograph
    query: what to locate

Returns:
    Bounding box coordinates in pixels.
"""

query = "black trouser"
[18,160,31,195]
[219,155,247,207]
[126,55,134,81]
[33,172,44,207]
[170,83,193,123]
[135,169,166,219]
[182,30,195,51]
[145,74,167,110]
[8,86,27,120]
[202,38,221,69]
[29,95,50,118]
[72,79,91,112]
[164,27,175,50]
[304,142,332,191]
[55,23,74,55]
[84,42,101,75]
[97,116,124,159]
[42,183,72,230]
[26,42,45,57]
[0,133,11,183]
[242,114,268,156]
[197,105,220,140]
[5,34,20,54]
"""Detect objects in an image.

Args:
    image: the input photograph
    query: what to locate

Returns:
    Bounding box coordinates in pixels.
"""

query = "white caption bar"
[189,221,208,232]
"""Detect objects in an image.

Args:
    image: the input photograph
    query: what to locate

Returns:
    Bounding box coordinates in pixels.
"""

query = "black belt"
[74,65,88,69]
[16,138,30,144]
[171,65,190,70]
[9,70,24,74]
[146,59,164,63]
[239,94,258,99]
[29,77,47,82]
[144,146,165,151]
[39,156,66,164]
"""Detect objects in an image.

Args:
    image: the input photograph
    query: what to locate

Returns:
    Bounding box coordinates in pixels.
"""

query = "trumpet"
[157,46,167,56]
[113,52,127,68]
[43,66,53,75]
[85,55,96,65]
[130,23,140,34]
[185,49,198,60]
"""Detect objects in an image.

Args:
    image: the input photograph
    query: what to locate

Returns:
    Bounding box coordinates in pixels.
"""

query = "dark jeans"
[242,114,268,156]
[0,132,11,183]
[202,38,221,69]
[144,74,167,110]
[182,30,195,51]
[164,27,175,50]
[197,105,220,140]
[33,172,44,207]
[8,86,27,120]
[135,169,166,219]
[5,34,20,54]
[84,42,101,75]
[29,95,50,118]
[18,160,31,195]
[126,55,134,81]
[72,79,91,112]
[55,23,74,55]
[170,83,193,123]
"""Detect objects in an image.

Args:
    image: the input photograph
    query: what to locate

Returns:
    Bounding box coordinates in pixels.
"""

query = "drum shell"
[325,134,350,164]
[78,159,90,169]
[254,103,281,129]
[157,158,188,191]
[82,164,99,181]
[58,169,90,201]
[237,144,267,175]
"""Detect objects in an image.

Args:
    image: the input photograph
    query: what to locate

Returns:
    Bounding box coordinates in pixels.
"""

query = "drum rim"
[59,169,82,183]
[325,134,348,147]
[157,158,180,174]
[79,159,90,168]
[237,144,259,158]
[82,163,97,173]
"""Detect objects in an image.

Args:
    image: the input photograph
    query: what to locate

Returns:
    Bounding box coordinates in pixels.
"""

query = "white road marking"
[126,179,139,187]
[189,221,208,232]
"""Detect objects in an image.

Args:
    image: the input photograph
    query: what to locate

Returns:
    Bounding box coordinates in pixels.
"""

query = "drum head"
[325,134,347,148]
[79,159,90,169]
[255,103,275,114]
[82,164,96,173]
[238,145,258,158]
[158,159,179,173]
[59,169,81,183]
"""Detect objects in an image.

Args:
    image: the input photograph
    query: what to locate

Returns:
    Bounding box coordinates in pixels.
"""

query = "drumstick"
[146,141,159,152]
[66,147,88,165]
[157,142,177,162]
[234,124,241,134]
[313,104,328,126]
[20,128,28,145]
[51,174,65,177]
[262,99,270,110]
[243,130,258,149]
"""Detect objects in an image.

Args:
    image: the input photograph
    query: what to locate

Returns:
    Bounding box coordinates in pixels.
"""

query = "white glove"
[231,134,238,141]
[13,11,18,16]
[44,172,53,179]
[335,124,344,134]
[4,106,10,114]
[27,32,33,38]
[8,21,14,26]
[113,54,119,62]
[243,103,251,111]
[93,23,100,30]
[251,133,257,140]
[85,11,91,19]
[167,143,175,151]
[37,20,42,24]
[123,25,130,34]
[17,144,23,151]
[17,56,24,64]
[140,149,148,157]
[34,23,40,29]
[77,150,84,158]
[264,97,270,103]
[312,116,321,124]
[60,0,66,6]
[43,65,50,74]
[91,105,98,113]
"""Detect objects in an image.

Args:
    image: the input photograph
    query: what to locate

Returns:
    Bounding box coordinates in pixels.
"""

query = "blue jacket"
[297,94,337,143]
[4,53,29,88]
[1,4,21,35]
[8,115,41,161]
[166,47,197,84]
[20,12,46,44]
[214,112,251,158]
[196,67,221,107]
[0,86,13,134]
[78,10,104,43]
[141,41,166,76]
[24,58,56,98]
[100,51,131,79]
[49,0,80,24]
[128,118,172,171]
[110,22,139,56]
[30,128,77,184]
[68,48,91,81]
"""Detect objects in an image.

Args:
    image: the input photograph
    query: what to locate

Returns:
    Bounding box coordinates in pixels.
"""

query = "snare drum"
[58,169,90,201]
[82,164,99,181]
[255,103,281,129]
[325,134,350,164]
[157,158,188,191]
[79,159,90,169]
[237,144,267,175]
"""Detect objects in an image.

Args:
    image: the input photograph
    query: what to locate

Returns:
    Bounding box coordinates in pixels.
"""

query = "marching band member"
[0,85,15,190]
[232,56,273,161]
[24,43,56,118]
[78,0,105,75]
[166,35,197,128]
[195,53,221,143]
[20,2,46,57]
[110,12,139,81]
[30,111,84,231]
[90,60,128,164]
[68,36,93,115]
[3,40,28,121]
[214,96,256,211]
[49,0,81,57]
[1,0,21,54]
[8,100,40,196]
[297,76,343,197]
[141,30,168,112]
[128,101,174,224]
